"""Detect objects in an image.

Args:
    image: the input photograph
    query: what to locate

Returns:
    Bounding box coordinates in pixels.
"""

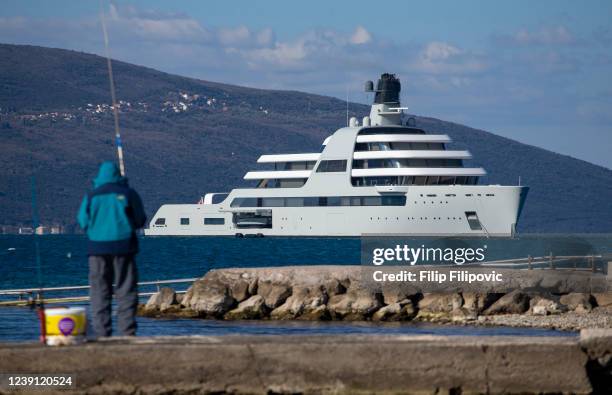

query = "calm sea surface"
[2,234,608,342]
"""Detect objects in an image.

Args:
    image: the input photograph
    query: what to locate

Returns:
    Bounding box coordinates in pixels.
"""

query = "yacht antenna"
[346,85,349,126]
[100,1,126,177]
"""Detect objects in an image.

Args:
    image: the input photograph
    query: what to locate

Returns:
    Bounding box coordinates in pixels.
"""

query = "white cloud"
[231,28,374,70]
[218,26,251,45]
[450,76,471,88]
[411,41,486,75]
[256,28,274,46]
[422,41,461,61]
[505,26,576,46]
[243,41,308,69]
[350,26,371,45]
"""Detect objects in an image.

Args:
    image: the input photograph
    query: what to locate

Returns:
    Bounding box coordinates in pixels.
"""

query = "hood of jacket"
[93,161,126,188]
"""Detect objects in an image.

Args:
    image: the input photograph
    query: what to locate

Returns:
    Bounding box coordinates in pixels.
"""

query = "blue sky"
[2,0,612,168]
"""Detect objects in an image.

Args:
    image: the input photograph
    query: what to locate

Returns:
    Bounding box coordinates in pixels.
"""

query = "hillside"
[1,43,611,233]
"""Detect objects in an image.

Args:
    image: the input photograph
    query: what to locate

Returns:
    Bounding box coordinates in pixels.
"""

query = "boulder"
[592,292,612,308]
[322,278,346,297]
[257,281,292,309]
[225,295,267,320]
[270,285,327,320]
[145,287,177,312]
[400,301,417,319]
[418,293,463,313]
[372,303,401,321]
[137,302,199,319]
[228,277,251,303]
[451,308,478,322]
[328,290,383,320]
[182,272,236,317]
[381,285,418,305]
[461,293,502,313]
[530,296,567,316]
[372,300,416,322]
[299,305,330,321]
[247,277,259,295]
[483,290,530,315]
[560,293,594,312]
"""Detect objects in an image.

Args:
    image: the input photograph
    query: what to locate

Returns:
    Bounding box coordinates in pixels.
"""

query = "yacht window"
[316,160,347,173]
[230,195,406,208]
[362,196,380,206]
[353,158,462,169]
[204,217,225,225]
[275,161,316,170]
[257,178,306,188]
[262,197,285,207]
[211,194,229,204]
[303,197,319,206]
[357,127,425,135]
[427,176,440,185]
[327,196,342,206]
[180,218,190,225]
[351,176,416,186]
[381,196,403,206]
[154,218,166,225]
[278,179,306,188]
[438,176,456,185]
[231,197,260,208]
[285,197,305,206]
[414,176,427,185]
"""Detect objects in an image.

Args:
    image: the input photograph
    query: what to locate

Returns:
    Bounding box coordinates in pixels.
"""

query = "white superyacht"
[145,73,528,237]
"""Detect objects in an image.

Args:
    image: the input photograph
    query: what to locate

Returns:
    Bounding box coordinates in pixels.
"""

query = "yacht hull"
[144,185,528,237]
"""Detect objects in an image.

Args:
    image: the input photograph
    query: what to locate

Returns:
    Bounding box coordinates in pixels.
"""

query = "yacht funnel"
[374,73,401,105]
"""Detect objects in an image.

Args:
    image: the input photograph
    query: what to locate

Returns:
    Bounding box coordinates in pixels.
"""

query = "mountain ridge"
[1,43,611,233]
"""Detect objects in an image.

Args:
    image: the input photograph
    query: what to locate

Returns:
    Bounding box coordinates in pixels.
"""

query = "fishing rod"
[100,1,126,176]
[30,175,46,343]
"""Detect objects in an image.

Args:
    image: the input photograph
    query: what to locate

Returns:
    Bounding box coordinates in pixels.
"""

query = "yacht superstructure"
[145,74,528,237]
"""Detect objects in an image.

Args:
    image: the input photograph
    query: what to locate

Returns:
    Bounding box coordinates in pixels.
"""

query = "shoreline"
[139,305,609,332]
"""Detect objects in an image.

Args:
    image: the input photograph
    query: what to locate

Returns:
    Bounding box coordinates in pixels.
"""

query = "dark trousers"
[88,255,138,337]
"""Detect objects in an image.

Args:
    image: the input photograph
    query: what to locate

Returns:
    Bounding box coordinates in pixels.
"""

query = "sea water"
[2,234,606,342]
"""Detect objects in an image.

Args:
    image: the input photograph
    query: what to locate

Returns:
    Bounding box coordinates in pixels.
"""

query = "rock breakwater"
[140,266,612,330]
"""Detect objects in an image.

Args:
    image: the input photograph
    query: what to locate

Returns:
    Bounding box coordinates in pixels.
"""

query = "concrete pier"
[0,330,610,394]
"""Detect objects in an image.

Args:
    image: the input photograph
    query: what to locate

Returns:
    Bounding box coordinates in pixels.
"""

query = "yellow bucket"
[43,306,87,346]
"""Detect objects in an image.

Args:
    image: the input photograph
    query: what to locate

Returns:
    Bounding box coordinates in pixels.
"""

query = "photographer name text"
[372,269,503,283]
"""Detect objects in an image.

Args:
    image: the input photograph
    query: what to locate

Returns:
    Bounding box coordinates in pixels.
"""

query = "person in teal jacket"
[77,161,146,337]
